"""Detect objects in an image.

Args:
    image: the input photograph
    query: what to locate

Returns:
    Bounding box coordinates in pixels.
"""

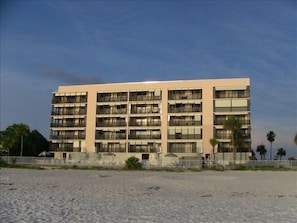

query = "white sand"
[1,168,296,223]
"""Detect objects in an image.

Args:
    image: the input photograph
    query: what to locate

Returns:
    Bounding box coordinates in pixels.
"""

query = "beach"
[1,168,296,223]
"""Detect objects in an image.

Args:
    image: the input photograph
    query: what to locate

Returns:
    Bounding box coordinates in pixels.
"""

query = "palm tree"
[277,148,286,160]
[267,131,276,160]
[223,116,242,162]
[294,133,297,146]
[14,123,30,156]
[209,138,219,161]
[256,144,267,160]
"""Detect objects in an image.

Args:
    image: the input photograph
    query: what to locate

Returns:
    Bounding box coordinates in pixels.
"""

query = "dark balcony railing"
[169,120,201,126]
[51,110,87,116]
[129,121,161,126]
[96,121,126,127]
[50,123,86,128]
[168,147,197,153]
[128,146,158,153]
[97,146,126,153]
[50,135,86,140]
[97,109,127,114]
[168,107,202,113]
[130,108,160,114]
[214,107,249,112]
[128,134,161,139]
[215,133,251,139]
[168,134,202,139]
[97,96,128,102]
[95,134,126,140]
[52,97,87,104]
[215,92,249,99]
[168,94,202,100]
[214,119,250,125]
[129,95,161,101]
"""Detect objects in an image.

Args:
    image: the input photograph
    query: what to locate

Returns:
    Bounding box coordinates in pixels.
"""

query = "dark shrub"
[125,156,142,170]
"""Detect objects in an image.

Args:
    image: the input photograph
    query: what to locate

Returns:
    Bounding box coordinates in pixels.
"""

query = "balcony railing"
[97,96,128,102]
[95,135,126,140]
[129,95,161,101]
[168,107,202,113]
[50,123,86,128]
[128,147,158,153]
[96,121,126,127]
[129,121,161,126]
[128,134,161,139]
[214,119,250,125]
[168,134,202,139]
[52,98,87,104]
[168,94,202,100]
[50,135,86,140]
[130,108,160,114]
[169,120,201,126]
[51,110,87,116]
[97,109,127,114]
[168,147,197,153]
[215,133,250,139]
[214,107,249,112]
[215,92,249,99]
[97,146,126,153]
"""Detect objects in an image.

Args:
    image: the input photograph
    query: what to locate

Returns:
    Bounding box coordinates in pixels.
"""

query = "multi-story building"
[50,78,251,162]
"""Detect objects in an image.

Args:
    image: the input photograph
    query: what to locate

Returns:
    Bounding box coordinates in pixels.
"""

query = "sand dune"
[1,168,296,222]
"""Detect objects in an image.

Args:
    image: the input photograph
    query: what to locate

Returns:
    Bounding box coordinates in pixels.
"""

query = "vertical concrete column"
[85,87,97,153]
[161,87,168,155]
[202,85,214,156]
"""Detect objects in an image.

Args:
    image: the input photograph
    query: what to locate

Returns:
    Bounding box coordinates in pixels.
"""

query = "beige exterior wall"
[50,78,250,160]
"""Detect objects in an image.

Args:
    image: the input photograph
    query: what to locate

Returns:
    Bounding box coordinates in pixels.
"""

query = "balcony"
[129,120,161,127]
[97,146,126,153]
[130,107,160,114]
[95,134,126,140]
[97,109,127,115]
[97,92,128,102]
[50,123,86,128]
[128,134,161,139]
[128,146,158,153]
[50,134,86,140]
[214,106,249,112]
[52,96,87,104]
[51,110,87,116]
[129,95,161,101]
[215,133,251,139]
[168,107,202,113]
[168,90,202,100]
[215,90,249,99]
[169,120,201,126]
[168,134,202,140]
[96,120,126,127]
[214,119,250,125]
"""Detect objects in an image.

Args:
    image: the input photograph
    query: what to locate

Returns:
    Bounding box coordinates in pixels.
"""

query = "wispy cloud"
[35,65,102,85]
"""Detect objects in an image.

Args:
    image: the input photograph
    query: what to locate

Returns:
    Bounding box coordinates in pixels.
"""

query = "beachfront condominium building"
[50,78,251,161]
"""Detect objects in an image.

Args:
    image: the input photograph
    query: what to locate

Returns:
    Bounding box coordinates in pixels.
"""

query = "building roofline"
[57,77,250,89]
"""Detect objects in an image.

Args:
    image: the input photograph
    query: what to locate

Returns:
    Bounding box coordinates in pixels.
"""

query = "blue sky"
[1,0,296,157]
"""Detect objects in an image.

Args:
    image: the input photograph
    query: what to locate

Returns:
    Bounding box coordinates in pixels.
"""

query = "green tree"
[0,126,17,155]
[0,123,49,156]
[267,131,276,160]
[256,144,267,160]
[276,148,286,160]
[223,116,242,161]
[209,138,219,161]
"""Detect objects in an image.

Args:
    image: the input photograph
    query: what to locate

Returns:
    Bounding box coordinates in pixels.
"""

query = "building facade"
[50,78,251,162]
